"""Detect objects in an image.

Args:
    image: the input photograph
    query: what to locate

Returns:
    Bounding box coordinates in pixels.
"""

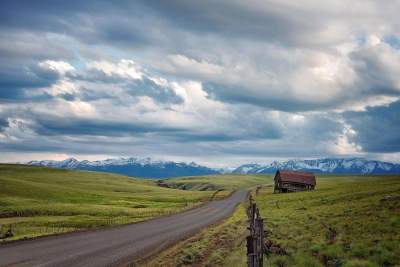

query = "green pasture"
[0,164,212,241]
[163,174,273,191]
[0,165,271,242]
[255,175,400,267]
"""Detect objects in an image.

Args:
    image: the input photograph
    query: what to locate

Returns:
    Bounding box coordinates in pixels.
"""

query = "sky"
[0,0,400,167]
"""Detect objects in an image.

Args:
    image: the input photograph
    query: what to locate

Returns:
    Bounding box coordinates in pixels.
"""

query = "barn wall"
[274,180,315,193]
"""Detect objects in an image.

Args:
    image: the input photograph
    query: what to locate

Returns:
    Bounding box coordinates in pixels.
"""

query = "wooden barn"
[273,170,316,193]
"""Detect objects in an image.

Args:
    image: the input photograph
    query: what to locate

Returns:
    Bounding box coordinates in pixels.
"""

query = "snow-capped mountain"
[233,163,262,174]
[28,157,220,178]
[26,157,400,178]
[233,158,400,174]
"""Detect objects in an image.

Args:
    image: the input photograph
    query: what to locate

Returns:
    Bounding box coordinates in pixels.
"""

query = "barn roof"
[276,170,316,186]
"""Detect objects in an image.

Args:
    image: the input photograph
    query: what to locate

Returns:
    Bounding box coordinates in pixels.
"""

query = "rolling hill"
[0,164,214,241]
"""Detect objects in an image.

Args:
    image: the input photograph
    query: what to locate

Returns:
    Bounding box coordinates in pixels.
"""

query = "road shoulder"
[141,202,248,267]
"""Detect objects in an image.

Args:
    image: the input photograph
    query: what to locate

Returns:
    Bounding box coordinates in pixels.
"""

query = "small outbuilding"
[274,170,316,193]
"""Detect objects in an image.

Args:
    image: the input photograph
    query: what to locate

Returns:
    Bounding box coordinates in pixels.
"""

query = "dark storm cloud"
[344,100,400,153]
[27,107,283,142]
[161,123,282,143]
[0,0,325,54]
[32,116,184,137]
[203,82,323,112]
[0,64,59,101]
[0,1,156,49]
[134,0,315,46]
[0,1,108,31]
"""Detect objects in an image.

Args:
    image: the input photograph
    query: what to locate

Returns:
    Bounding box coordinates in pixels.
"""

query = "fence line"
[246,195,264,267]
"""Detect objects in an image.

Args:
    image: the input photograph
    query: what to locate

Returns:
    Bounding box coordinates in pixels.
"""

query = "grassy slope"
[163,174,273,191]
[255,175,400,267]
[149,175,400,267]
[2,166,398,266]
[0,164,212,241]
[0,165,272,242]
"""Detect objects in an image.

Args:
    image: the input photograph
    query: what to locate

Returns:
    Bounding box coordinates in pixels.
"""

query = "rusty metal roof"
[276,170,316,186]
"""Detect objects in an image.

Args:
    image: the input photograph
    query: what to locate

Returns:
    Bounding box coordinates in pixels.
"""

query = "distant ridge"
[26,157,400,178]
[27,157,220,179]
[233,158,400,174]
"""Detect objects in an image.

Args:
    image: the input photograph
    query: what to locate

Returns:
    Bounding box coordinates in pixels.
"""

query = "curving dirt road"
[0,190,247,267]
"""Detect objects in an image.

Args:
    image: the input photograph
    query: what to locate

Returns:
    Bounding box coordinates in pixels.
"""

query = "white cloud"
[38,60,75,75]
[330,123,362,155]
[43,80,79,96]
[87,59,143,80]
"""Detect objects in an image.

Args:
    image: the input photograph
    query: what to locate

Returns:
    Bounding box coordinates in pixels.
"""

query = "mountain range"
[233,158,400,174]
[27,157,400,178]
[27,157,219,178]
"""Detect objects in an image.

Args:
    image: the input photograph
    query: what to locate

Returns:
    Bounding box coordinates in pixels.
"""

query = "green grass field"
[147,175,400,267]
[163,174,273,191]
[0,164,216,241]
[2,164,398,267]
[0,165,271,242]
[255,175,400,267]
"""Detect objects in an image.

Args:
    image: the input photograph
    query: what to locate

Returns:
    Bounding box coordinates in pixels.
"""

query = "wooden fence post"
[247,196,265,267]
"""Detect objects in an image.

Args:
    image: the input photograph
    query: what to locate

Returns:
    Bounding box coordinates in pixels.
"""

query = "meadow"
[162,174,272,191]
[147,175,400,267]
[2,164,398,267]
[0,165,271,242]
[256,175,400,267]
[0,164,215,241]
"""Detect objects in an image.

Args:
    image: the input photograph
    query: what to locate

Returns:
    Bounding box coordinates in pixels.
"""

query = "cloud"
[32,116,184,137]
[86,60,143,80]
[163,54,224,77]
[77,59,185,105]
[2,1,399,112]
[38,60,75,75]
[349,39,400,97]
[0,117,8,132]
[0,64,60,101]
[193,38,400,113]
[344,100,400,153]
[0,0,399,164]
